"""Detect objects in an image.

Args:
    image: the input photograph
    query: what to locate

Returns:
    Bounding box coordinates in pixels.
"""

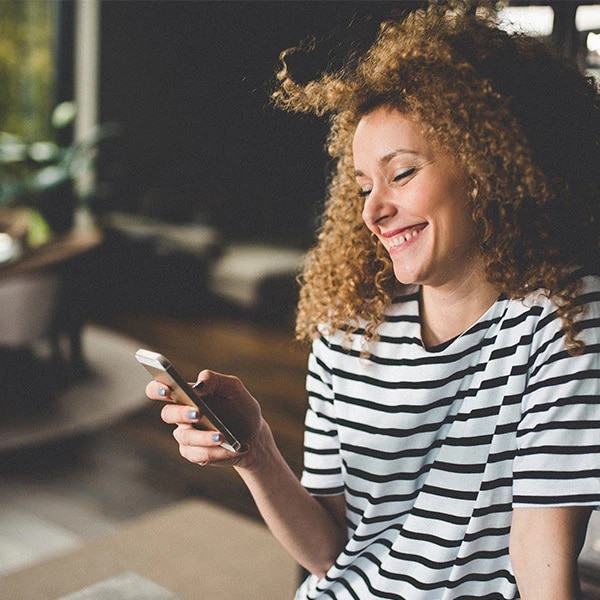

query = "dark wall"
[98,0,415,245]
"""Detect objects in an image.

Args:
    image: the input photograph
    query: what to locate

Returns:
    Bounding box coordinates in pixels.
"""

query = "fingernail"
[192,381,204,389]
[212,432,222,443]
[187,409,199,420]
[158,386,167,397]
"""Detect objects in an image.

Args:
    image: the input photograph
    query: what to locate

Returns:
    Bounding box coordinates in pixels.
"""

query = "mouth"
[384,223,428,251]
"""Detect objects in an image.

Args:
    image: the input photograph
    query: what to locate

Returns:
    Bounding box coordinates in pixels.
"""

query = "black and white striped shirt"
[296,276,600,600]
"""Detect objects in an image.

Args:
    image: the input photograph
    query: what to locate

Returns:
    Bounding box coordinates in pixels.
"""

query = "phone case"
[135,348,242,452]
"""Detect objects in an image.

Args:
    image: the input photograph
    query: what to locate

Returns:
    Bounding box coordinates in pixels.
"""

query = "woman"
[147,3,600,598]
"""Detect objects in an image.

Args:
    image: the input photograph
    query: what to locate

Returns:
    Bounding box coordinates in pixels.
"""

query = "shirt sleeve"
[513,284,600,508]
[300,335,344,496]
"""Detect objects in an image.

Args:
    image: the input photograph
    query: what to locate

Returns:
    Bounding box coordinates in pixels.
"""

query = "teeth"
[389,229,420,248]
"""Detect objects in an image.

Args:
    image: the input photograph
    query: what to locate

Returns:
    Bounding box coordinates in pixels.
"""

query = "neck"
[419,277,501,349]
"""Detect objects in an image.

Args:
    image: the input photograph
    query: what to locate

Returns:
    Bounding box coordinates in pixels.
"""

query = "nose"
[361,185,395,230]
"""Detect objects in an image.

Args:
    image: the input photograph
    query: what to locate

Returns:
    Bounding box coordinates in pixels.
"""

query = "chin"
[392,267,424,287]
[394,275,421,286]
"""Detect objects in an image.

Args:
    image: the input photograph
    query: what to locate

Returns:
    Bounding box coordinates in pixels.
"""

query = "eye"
[355,178,372,198]
[393,167,416,182]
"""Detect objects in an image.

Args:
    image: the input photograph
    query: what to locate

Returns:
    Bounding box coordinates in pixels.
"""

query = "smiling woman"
[274,3,600,353]
[353,111,471,282]
[143,2,600,599]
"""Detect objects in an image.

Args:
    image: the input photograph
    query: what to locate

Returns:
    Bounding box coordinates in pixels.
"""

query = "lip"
[382,223,428,239]
[381,222,429,245]
[381,222,428,252]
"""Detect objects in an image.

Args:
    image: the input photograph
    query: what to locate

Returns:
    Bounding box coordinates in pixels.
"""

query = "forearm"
[148,372,346,576]
[510,506,592,600]
[235,421,346,578]
[511,542,580,599]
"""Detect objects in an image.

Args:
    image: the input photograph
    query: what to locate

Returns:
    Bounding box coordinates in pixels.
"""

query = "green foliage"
[0,0,56,141]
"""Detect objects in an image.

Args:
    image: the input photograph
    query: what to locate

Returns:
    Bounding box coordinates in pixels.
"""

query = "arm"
[147,370,347,578]
[235,422,347,578]
[509,506,593,600]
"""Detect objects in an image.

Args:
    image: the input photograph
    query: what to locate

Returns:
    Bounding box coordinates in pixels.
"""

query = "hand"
[146,369,265,469]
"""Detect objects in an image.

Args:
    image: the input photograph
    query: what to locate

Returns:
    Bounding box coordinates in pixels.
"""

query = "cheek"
[446,202,477,246]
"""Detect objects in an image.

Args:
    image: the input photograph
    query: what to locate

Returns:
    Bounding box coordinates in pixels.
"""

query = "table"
[0,225,102,280]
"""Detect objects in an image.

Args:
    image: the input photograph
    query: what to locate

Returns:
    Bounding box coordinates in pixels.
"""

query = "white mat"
[0,325,149,451]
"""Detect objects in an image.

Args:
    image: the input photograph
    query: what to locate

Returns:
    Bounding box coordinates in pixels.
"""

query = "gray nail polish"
[187,409,199,420]
[158,386,167,397]
[212,432,222,443]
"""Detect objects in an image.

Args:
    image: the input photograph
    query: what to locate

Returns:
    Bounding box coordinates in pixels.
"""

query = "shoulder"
[511,274,600,321]
[575,274,600,312]
[508,274,600,360]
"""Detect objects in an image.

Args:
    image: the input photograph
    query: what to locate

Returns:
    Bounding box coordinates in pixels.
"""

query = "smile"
[386,224,428,250]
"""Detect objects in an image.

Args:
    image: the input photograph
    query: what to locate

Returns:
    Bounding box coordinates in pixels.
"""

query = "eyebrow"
[354,148,420,177]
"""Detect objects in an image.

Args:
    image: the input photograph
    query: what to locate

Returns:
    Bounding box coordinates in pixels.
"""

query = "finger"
[146,380,171,401]
[193,369,248,399]
[173,426,237,466]
[173,425,225,448]
[161,403,202,425]
[179,443,240,467]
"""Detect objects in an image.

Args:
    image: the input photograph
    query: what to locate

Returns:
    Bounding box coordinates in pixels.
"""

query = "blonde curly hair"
[273,2,600,352]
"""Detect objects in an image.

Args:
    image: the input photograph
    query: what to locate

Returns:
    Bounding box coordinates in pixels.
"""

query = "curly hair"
[272,1,600,352]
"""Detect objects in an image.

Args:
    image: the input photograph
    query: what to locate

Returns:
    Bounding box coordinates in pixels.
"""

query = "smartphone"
[135,348,242,453]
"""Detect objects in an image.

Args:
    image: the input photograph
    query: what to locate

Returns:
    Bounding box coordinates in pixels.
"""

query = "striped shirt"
[296,276,600,600]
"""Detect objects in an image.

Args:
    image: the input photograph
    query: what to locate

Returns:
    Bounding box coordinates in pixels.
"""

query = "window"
[496,4,555,37]
[576,4,600,80]
[0,0,57,142]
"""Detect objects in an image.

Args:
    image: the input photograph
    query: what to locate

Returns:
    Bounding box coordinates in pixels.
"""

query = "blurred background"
[0,1,599,598]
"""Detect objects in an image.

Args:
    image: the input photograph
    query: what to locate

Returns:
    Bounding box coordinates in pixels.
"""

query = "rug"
[0,325,150,452]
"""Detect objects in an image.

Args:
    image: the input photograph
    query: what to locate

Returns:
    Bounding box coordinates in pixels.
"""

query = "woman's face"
[353,106,478,290]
